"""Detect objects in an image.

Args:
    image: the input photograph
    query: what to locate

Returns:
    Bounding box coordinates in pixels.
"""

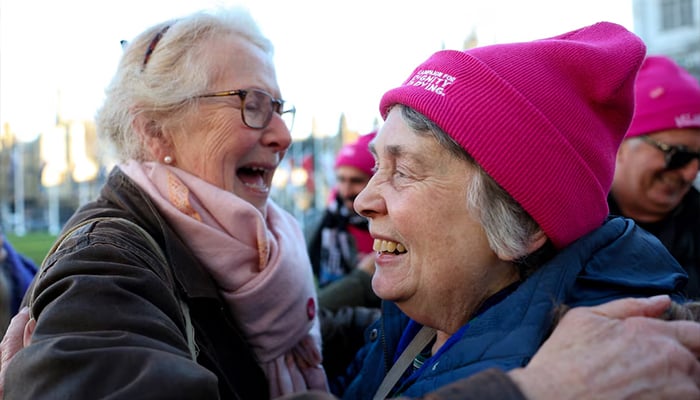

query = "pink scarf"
[120,160,328,398]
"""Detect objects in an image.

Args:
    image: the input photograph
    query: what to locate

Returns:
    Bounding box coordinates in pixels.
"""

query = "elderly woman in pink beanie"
[333,21,691,399]
[609,55,700,299]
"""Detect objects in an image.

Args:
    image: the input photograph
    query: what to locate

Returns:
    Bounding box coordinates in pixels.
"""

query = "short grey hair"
[397,105,545,264]
[95,7,273,161]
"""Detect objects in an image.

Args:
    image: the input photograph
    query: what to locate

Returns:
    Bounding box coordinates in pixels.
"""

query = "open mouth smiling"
[373,239,407,255]
[237,165,272,192]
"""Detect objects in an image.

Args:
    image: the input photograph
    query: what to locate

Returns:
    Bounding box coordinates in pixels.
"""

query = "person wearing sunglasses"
[1,7,327,399]
[610,55,700,299]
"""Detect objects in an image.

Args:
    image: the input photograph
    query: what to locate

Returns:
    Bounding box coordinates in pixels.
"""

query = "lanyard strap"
[372,325,437,400]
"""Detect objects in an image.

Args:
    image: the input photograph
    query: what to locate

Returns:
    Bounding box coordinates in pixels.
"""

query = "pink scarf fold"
[120,160,328,398]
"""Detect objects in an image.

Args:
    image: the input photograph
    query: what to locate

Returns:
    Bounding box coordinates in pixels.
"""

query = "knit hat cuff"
[627,107,700,137]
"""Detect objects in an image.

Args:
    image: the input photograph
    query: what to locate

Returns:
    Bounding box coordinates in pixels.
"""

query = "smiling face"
[612,128,700,222]
[159,33,291,214]
[354,108,519,333]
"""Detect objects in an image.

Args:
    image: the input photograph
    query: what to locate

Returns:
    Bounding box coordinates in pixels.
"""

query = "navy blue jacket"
[609,187,700,299]
[1,237,37,315]
[340,216,688,398]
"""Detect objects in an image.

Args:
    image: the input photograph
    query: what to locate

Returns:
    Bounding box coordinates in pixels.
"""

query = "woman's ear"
[496,229,548,262]
[133,114,171,161]
[525,229,548,254]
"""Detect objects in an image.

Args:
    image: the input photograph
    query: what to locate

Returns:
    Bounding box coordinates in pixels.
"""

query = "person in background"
[307,131,381,310]
[0,230,37,336]
[306,131,383,383]
[1,7,326,399]
[609,55,700,299]
[334,21,691,399]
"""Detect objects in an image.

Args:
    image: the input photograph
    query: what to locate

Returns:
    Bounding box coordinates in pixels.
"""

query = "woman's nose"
[263,118,292,152]
[354,176,383,218]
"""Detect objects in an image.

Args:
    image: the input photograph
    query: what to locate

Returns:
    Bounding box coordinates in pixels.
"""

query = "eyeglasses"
[196,89,295,131]
[639,136,700,170]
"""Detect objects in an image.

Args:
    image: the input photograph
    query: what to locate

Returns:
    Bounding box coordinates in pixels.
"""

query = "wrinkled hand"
[510,295,700,400]
[0,307,34,398]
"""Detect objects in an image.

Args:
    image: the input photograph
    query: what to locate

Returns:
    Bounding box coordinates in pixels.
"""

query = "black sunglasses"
[639,136,700,170]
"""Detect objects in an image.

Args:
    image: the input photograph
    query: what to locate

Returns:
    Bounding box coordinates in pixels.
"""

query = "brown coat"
[6,167,268,400]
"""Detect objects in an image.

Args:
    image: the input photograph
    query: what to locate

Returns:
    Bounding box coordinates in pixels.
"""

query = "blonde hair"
[95,7,273,161]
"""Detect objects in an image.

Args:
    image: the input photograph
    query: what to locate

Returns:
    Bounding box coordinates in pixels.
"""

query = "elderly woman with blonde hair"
[2,7,325,399]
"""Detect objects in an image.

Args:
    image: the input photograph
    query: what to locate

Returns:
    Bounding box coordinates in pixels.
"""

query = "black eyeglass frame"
[196,88,295,131]
[639,135,700,170]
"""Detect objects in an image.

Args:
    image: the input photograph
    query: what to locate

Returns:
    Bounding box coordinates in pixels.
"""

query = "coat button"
[306,298,315,320]
[369,328,378,341]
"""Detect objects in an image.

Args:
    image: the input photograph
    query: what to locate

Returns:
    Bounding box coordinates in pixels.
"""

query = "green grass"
[4,232,58,266]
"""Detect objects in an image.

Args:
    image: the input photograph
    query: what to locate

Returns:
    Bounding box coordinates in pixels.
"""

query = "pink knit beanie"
[379,22,646,249]
[626,55,700,138]
[334,131,377,177]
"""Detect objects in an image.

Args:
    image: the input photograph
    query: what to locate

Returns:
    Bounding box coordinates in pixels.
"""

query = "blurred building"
[0,114,104,235]
[633,0,700,80]
[633,0,700,190]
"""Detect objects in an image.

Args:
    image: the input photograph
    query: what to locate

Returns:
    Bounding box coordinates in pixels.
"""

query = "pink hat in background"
[334,131,377,177]
[379,22,646,249]
[626,55,700,138]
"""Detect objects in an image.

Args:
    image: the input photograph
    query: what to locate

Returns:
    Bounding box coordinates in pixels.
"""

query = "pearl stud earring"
[163,155,173,164]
